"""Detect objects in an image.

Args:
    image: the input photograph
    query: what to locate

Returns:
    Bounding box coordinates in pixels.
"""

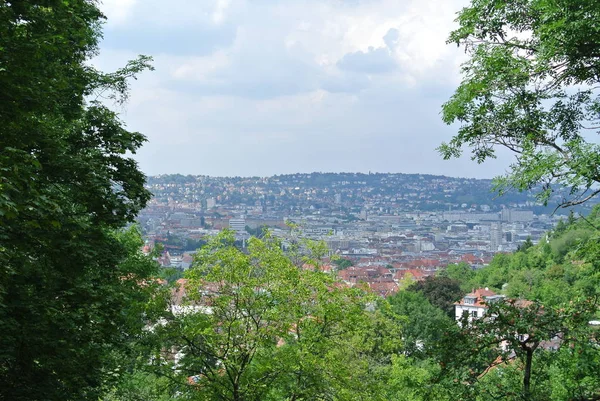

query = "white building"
[455,288,505,324]
[490,223,503,251]
[501,209,534,222]
[229,217,246,234]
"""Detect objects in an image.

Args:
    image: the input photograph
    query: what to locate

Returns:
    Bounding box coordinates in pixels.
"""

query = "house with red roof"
[368,281,399,297]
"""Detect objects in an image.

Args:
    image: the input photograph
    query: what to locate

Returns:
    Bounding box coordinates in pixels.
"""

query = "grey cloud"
[383,28,400,49]
[337,46,398,74]
[128,80,513,178]
[169,50,321,99]
[169,76,317,100]
[320,72,370,93]
[98,0,512,178]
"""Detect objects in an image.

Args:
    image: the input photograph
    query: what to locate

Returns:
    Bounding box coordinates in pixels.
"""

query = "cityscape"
[4,0,600,399]
[137,172,587,296]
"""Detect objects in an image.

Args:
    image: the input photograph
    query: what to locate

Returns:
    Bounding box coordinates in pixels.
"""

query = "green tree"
[437,298,597,401]
[148,232,406,401]
[102,370,172,401]
[388,291,455,358]
[517,237,534,253]
[439,262,475,291]
[382,355,451,401]
[0,1,154,399]
[441,0,600,208]
[407,276,465,317]
[333,257,354,270]
[553,219,567,236]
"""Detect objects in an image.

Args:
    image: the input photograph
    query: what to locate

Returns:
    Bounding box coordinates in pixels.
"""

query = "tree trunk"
[523,348,533,401]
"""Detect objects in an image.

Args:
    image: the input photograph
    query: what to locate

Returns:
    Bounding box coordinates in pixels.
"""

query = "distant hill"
[145,172,598,215]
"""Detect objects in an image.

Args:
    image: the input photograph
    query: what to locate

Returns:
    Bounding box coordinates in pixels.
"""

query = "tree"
[407,276,465,317]
[148,232,404,401]
[517,237,535,253]
[0,1,154,399]
[441,0,600,208]
[102,370,172,401]
[438,262,475,291]
[333,257,354,270]
[388,291,455,358]
[437,298,597,401]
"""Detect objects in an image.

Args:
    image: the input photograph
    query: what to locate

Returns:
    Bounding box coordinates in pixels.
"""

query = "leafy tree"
[437,298,597,401]
[439,262,475,291]
[441,0,600,208]
[545,340,600,401]
[102,370,172,401]
[550,228,593,262]
[0,1,154,399]
[388,291,455,358]
[382,356,451,401]
[333,257,354,270]
[553,219,567,236]
[148,232,401,401]
[407,276,465,317]
[517,237,534,253]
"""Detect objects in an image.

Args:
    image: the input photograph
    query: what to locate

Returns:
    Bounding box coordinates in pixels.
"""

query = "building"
[455,288,505,324]
[490,223,502,251]
[501,209,534,222]
[229,217,246,234]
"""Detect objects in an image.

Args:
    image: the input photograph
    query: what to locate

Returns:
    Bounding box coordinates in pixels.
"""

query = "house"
[368,281,399,297]
[454,288,505,323]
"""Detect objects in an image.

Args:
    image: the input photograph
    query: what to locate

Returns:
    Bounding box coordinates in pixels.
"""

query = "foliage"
[437,298,597,401]
[146,232,406,401]
[333,257,354,269]
[407,276,465,317]
[449,206,600,307]
[422,207,600,400]
[516,237,534,253]
[441,0,600,208]
[381,355,451,401]
[388,291,455,358]
[438,262,475,291]
[245,224,270,238]
[0,1,155,399]
[102,369,172,401]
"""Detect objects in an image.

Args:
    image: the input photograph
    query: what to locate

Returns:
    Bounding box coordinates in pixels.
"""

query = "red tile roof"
[455,288,498,307]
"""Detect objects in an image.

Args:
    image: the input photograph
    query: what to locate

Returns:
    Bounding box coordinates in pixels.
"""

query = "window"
[471,310,478,318]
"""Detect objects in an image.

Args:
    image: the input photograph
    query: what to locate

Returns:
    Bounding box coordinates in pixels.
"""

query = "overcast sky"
[96,0,513,178]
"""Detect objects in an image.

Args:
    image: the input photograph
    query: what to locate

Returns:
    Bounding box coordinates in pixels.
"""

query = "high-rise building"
[490,223,503,251]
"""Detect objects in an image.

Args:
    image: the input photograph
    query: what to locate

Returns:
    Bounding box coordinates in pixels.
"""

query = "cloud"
[320,72,370,93]
[383,28,400,49]
[93,0,512,179]
[100,0,137,25]
[336,46,398,74]
[212,0,232,24]
[167,38,321,99]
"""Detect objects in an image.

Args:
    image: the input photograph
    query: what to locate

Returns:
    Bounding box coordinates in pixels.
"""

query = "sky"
[95,0,514,179]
